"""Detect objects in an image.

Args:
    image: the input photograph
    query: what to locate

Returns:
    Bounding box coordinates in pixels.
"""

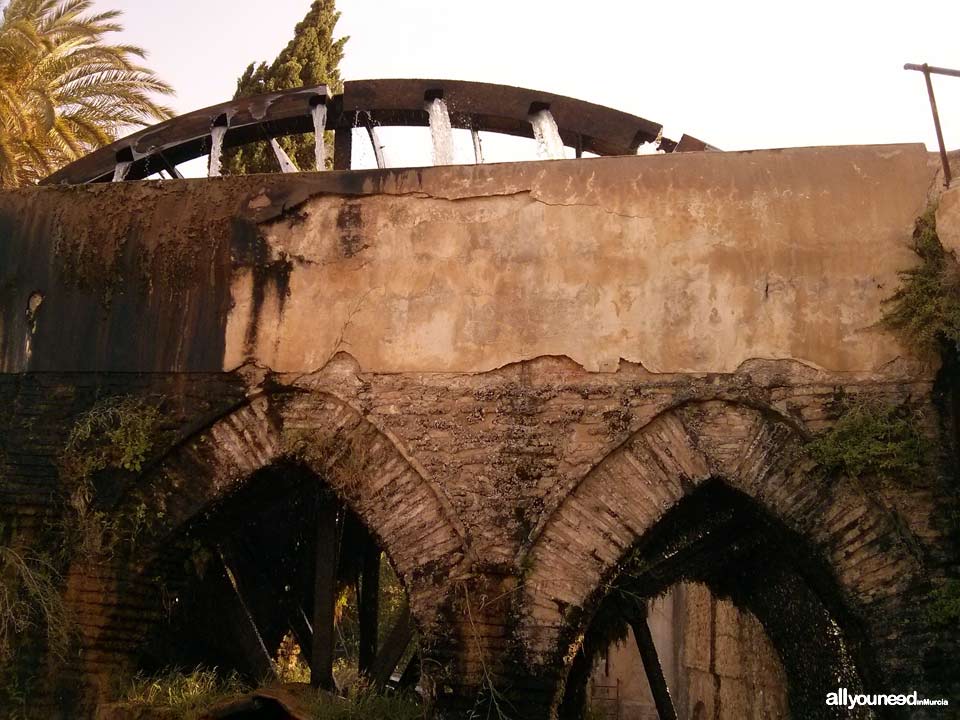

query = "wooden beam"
[357,530,381,676]
[370,602,413,690]
[629,606,677,720]
[311,492,339,690]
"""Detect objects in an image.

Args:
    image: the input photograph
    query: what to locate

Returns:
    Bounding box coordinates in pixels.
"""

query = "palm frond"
[0,0,174,186]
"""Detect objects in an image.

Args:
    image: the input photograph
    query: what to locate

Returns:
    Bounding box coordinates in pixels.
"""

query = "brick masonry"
[0,357,955,717]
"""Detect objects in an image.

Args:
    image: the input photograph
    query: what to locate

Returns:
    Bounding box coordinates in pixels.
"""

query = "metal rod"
[157,151,184,179]
[915,64,952,187]
[905,63,960,79]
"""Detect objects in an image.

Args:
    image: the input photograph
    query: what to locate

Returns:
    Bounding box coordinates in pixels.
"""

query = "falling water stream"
[311,103,328,170]
[112,161,132,182]
[471,129,484,164]
[530,109,565,160]
[208,125,227,177]
[426,98,454,166]
[270,139,299,173]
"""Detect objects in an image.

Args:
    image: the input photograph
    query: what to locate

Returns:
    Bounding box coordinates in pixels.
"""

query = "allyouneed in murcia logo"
[827,688,950,709]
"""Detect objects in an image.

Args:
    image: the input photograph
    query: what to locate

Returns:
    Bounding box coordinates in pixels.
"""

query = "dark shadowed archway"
[65,390,472,704]
[514,401,926,719]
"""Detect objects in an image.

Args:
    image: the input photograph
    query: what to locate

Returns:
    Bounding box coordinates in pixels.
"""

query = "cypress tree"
[222,0,347,175]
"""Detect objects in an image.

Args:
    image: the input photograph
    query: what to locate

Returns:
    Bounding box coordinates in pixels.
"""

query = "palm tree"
[0,0,173,188]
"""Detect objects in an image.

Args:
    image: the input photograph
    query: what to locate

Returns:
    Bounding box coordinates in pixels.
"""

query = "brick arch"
[64,390,473,702]
[119,390,470,618]
[515,400,922,682]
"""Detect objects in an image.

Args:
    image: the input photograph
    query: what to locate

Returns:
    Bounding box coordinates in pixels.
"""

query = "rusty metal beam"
[905,63,960,79]
[42,79,686,186]
[905,63,954,188]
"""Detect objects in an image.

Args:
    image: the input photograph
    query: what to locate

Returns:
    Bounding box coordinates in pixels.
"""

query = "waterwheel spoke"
[310,492,339,690]
[629,606,677,720]
[357,528,381,676]
[370,601,413,690]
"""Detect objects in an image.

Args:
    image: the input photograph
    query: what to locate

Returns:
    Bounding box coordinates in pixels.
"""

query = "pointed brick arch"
[121,391,469,618]
[516,400,922,682]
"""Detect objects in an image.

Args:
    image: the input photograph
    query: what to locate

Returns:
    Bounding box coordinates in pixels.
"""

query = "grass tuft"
[310,683,422,720]
[120,666,248,716]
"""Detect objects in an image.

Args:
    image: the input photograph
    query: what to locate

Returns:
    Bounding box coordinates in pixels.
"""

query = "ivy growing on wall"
[2,394,165,709]
[57,395,162,561]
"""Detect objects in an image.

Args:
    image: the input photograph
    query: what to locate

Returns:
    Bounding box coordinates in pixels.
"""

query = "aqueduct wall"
[0,144,957,718]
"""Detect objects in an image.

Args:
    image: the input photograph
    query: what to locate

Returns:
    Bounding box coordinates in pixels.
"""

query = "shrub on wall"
[882,206,960,354]
[805,400,928,484]
[0,543,69,665]
[57,395,162,561]
[926,579,960,628]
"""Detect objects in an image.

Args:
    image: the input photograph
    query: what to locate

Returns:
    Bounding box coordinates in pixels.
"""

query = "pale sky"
[92,0,959,171]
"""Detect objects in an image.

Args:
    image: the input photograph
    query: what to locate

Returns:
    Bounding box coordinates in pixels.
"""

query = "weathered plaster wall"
[937,184,960,255]
[0,144,941,376]
[237,144,936,374]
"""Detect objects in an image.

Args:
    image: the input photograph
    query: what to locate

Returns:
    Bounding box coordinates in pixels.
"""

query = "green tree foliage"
[222,0,347,175]
[882,206,960,354]
[0,0,173,187]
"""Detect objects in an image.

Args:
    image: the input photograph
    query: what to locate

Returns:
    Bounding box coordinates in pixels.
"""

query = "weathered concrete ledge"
[0,144,943,376]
